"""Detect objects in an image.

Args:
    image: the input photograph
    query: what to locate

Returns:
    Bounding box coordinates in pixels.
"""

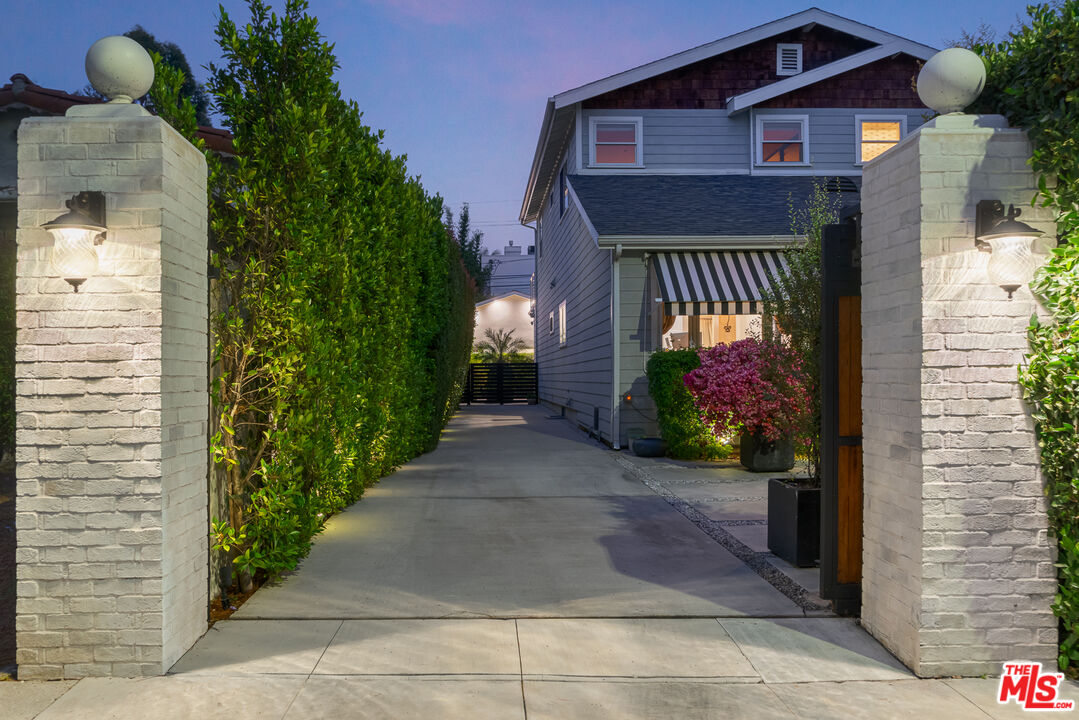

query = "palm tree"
[473,328,527,363]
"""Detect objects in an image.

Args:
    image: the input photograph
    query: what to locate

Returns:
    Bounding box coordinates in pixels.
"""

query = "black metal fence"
[463,363,538,405]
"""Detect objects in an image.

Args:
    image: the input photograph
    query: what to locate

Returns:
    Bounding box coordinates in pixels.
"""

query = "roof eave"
[596,234,801,250]
[520,99,556,224]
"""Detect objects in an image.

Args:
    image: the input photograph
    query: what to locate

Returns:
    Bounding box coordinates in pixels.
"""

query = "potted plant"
[751,180,841,566]
[683,336,818,566]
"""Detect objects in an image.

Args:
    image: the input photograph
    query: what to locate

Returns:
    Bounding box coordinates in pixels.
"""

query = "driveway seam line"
[515,619,528,720]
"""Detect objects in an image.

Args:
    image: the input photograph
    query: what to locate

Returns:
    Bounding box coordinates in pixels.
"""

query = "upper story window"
[856,115,906,164]
[776,43,802,76]
[756,115,809,165]
[589,117,643,167]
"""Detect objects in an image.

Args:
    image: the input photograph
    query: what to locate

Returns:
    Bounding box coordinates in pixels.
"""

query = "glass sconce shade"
[49,227,100,285]
[975,200,1043,299]
[41,191,106,291]
[986,235,1036,297]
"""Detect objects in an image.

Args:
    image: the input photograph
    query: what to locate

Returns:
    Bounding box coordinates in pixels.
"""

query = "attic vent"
[776,43,802,76]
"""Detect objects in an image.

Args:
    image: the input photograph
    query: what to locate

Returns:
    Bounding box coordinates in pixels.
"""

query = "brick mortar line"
[611,454,828,615]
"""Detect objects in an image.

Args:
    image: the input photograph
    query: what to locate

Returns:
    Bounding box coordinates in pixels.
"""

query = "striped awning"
[653,251,788,316]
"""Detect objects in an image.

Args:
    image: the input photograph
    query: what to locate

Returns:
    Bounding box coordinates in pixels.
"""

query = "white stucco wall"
[474,292,533,350]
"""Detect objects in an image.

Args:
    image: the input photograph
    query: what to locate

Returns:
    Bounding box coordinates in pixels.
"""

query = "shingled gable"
[520,7,936,223]
[0,74,234,154]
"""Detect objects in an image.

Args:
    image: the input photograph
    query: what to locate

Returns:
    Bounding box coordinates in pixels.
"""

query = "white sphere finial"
[917,48,986,114]
[85,36,154,103]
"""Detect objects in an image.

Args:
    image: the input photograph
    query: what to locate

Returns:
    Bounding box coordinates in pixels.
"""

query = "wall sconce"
[42,191,106,292]
[975,200,1042,299]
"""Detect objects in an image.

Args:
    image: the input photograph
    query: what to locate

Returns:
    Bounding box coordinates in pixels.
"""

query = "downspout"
[611,243,622,450]
[521,221,537,347]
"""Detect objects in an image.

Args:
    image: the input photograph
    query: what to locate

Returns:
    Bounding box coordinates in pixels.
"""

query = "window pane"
[762,142,802,162]
[595,144,637,164]
[762,121,802,142]
[861,121,900,142]
[595,123,636,143]
[860,142,896,162]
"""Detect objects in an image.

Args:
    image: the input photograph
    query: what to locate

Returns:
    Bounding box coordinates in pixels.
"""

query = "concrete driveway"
[11,406,1060,718]
[232,405,800,620]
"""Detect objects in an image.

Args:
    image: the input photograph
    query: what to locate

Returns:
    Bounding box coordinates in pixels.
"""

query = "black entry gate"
[463,363,538,405]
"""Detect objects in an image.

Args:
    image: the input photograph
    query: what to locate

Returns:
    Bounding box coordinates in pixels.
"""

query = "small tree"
[759,179,842,481]
[473,328,526,363]
[445,203,495,298]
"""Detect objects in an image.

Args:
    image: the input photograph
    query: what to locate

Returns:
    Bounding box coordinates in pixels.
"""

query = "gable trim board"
[653,250,789,316]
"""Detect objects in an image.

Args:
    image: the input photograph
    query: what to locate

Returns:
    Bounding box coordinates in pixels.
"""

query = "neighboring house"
[520,8,935,447]
[482,241,535,296]
[474,291,533,351]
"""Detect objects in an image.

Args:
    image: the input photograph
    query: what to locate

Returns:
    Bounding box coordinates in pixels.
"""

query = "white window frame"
[588,116,644,168]
[558,300,567,347]
[755,115,811,166]
[854,114,907,165]
[776,43,803,76]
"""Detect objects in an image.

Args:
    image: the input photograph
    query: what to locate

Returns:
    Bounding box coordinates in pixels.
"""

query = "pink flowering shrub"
[683,338,810,443]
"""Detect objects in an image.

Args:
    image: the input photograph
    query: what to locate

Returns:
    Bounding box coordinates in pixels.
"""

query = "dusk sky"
[2,0,1035,252]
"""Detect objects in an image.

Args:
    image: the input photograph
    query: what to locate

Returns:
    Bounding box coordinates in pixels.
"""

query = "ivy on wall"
[152,0,474,580]
[976,1,1079,674]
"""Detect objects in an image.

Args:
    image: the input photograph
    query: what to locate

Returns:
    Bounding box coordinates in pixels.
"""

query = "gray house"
[520,8,936,447]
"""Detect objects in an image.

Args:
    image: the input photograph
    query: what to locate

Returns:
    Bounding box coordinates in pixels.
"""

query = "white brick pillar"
[860,114,1057,677]
[15,111,208,679]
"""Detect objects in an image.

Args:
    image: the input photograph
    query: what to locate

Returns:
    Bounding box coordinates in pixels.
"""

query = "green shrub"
[155,0,474,580]
[976,1,1079,675]
[646,349,731,460]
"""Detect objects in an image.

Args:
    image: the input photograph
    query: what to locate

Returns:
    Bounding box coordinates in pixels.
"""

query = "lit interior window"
[859,120,902,162]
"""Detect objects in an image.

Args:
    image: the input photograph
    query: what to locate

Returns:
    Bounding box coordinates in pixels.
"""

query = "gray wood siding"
[582,108,749,171]
[617,253,661,444]
[754,108,927,173]
[578,106,926,174]
[534,172,614,442]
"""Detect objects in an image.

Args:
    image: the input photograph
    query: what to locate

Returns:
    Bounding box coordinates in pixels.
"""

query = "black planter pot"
[632,437,668,457]
[767,478,820,567]
[739,433,795,472]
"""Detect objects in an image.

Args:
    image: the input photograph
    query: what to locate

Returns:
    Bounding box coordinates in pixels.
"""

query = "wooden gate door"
[820,219,863,615]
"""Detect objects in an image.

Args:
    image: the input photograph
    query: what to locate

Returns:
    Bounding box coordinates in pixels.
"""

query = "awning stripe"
[654,250,788,316]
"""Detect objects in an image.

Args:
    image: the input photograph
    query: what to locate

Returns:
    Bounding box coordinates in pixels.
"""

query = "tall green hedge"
[976,1,1079,674]
[646,349,730,460]
[155,0,474,579]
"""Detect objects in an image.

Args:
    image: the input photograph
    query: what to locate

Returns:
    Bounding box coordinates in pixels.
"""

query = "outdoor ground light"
[975,199,1042,299]
[42,191,106,292]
